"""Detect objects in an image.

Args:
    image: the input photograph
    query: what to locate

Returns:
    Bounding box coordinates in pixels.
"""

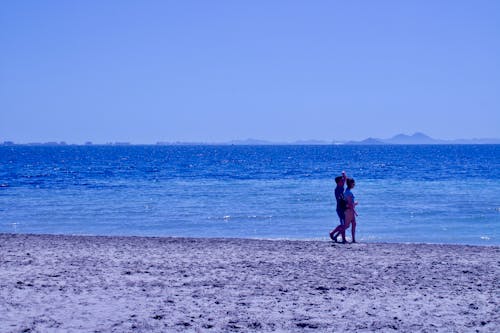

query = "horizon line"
[2,132,500,146]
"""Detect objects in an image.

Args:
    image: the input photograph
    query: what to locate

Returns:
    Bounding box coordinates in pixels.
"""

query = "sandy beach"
[0,234,498,332]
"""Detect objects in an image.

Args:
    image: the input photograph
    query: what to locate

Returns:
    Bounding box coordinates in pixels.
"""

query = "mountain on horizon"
[346,132,500,145]
[346,132,441,145]
[346,137,385,145]
[384,132,441,144]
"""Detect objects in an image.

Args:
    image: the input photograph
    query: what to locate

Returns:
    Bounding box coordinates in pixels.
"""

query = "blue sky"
[1,1,499,143]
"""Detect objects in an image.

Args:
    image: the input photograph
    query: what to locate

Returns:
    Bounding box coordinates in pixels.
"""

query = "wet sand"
[0,233,498,332]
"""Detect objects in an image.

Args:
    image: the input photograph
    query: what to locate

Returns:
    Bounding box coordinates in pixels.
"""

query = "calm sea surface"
[0,145,499,245]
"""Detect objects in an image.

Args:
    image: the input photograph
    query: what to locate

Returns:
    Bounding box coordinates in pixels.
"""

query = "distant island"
[2,133,500,146]
[344,132,500,145]
[224,133,500,145]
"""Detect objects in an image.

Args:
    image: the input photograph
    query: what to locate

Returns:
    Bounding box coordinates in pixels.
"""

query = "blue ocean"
[1,145,499,245]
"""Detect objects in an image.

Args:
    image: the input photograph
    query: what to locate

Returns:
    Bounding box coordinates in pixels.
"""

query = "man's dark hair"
[335,176,343,184]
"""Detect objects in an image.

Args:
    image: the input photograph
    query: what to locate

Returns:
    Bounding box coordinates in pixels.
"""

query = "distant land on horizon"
[344,132,500,145]
[2,133,500,146]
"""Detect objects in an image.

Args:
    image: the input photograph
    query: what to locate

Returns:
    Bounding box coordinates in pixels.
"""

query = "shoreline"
[1,233,498,332]
[1,232,498,247]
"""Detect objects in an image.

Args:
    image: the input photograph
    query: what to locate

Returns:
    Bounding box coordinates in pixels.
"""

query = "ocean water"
[0,145,499,245]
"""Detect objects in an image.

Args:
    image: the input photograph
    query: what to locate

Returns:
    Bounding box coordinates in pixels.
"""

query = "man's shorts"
[336,209,345,225]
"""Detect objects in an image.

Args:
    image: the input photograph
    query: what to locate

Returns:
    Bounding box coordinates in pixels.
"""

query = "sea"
[0,145,499,245]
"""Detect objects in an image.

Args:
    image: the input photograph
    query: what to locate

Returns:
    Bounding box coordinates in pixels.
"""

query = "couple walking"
[329,171,358,243]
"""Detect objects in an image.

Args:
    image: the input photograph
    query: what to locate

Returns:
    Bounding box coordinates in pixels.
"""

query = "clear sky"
[1,1,499,143]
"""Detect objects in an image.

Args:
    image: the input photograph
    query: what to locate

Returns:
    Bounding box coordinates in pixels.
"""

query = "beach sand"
[0,234,498,332]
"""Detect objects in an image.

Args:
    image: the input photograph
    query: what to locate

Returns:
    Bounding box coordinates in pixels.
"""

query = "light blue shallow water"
[0,145,499,245]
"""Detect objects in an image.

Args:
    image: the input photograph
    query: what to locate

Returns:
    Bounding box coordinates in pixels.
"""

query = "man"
[329,171,347,243]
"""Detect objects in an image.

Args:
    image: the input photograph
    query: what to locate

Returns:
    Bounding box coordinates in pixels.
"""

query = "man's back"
[335,185,346,211]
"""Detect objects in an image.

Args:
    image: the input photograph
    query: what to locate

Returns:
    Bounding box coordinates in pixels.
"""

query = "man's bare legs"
[330,224,346,243]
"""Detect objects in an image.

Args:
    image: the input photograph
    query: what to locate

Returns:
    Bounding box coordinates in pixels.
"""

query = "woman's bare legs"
[351,218,356,243]
[344,210,354,243]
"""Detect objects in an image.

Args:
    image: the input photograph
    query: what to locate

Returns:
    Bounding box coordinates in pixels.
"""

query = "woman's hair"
[346,178,355,188]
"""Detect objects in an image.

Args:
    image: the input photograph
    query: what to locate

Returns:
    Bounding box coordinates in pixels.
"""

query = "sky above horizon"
[1,1,499,143]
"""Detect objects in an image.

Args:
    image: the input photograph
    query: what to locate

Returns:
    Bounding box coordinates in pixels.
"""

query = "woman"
[344,178,358,243]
